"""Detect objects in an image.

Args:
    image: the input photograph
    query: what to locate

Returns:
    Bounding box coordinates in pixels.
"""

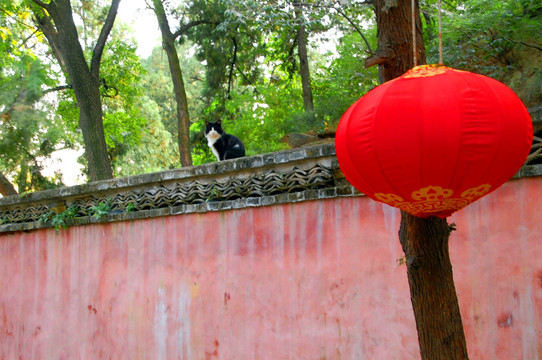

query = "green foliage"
[1,0,157,189]
[181,0,267,119]
[0,2,69,192]
[190,121,215,165]
[141,43,207,137]
[84,25,149,166]
[258,0,334,78]
[185,0,381,164]
[2,0,539,186]
[312,31,379,127]
[140,48,177,136]
[126,202,136,213]
[40,205,80,231]
[114,97,179,176]
[223,85,294,156]
[90,198,112,219]
[423,0,542,106]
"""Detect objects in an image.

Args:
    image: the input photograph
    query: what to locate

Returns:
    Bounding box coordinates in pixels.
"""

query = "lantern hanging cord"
[438,0,443,64]
[411,0,417,66]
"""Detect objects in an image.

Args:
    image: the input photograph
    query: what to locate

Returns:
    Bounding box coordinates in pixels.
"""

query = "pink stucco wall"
[1,177,541,359]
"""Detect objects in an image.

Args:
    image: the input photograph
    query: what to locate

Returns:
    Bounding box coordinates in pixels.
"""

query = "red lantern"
[335,65,533,218]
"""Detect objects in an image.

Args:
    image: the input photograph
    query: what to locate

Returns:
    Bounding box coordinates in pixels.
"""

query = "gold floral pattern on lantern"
[404,64,448,79]
[373,193,404,204]
[460,184,492,199]
[373,184,492,217]
[411,185,453,201]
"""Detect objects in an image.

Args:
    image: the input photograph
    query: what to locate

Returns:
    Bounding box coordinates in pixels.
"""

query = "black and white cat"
[204,120,246,161]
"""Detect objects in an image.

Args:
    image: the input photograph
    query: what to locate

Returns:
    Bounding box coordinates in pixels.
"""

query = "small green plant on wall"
[40,205,80,231]
[89,198,113,219]
[126,202,136,213]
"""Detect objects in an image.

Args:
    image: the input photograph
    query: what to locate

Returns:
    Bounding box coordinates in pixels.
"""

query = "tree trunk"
[0,172,17,196]
[366,0,426,79]
[294,3,314,114]
[76,81,113,182]
[152,0,193,168]
[32,0,117,182]
[368,1,469,359]
[399,213,469,359]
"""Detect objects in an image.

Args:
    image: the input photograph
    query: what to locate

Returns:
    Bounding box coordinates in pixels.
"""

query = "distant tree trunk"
[367,1,470,359]
[152,0,193,168]
[32,0,117,182]
[0,172,17,196]
[294,2,314,114]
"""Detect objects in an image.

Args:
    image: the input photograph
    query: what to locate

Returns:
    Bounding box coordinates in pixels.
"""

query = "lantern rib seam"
[447,71,469,192]
[457,74,507,190]
[371,83,405,200]
[477,77,505,189]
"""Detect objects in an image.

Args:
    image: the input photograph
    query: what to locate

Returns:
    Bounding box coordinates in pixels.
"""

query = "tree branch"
[286,33,298,75]
[90,0,121,78]
[332,3,374,54]
[33,12,67,71]
[100,78,119,98]
[20,28,41,48]
[0,86,32,125]
[237,68,257,93]
[42,84,72,95]
[365,54,387,68]
[173,19,215,39]
[0,7,36,31]
[227,37,237,99]
[504,37,542,52]
[291,1,375,54]
[1,83,71,125]
[365,47,393,68]
[30,0,50,10]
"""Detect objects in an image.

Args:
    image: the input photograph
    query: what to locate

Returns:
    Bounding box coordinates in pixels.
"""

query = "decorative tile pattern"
[0,144,356,232]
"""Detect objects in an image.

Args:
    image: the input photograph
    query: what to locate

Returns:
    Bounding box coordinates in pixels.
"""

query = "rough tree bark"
[367,1,470,359]
[32,0,118,182]
[152,0,193,168]
[294,2,314,114]
[366,0,425,79]
[399,215,469,359]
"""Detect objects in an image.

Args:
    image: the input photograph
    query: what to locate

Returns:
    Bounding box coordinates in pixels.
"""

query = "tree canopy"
[0,0,540,195]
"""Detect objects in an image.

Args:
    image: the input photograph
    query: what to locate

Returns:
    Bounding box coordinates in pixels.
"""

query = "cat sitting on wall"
[204,120,246,161]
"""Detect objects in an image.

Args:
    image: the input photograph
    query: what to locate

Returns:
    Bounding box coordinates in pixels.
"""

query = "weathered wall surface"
[1,176,541,359]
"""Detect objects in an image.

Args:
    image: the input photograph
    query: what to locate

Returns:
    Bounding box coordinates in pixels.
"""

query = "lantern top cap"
[403,64,456,79]
[411,64,448,71]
